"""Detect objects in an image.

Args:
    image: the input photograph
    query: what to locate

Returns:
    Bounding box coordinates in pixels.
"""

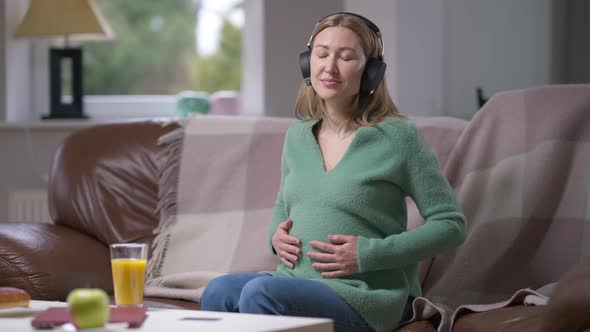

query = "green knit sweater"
[266,118,467,332]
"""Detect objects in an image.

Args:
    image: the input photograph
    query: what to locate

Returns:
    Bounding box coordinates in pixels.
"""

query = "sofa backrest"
[48,121,179,245]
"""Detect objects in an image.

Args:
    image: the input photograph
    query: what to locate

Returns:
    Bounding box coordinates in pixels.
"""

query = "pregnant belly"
[282,214,378,279]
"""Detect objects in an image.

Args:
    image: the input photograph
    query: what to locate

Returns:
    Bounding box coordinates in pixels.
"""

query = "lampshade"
[14,0,113,40]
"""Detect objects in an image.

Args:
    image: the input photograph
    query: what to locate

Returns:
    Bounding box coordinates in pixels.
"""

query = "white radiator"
[7,190,52,224]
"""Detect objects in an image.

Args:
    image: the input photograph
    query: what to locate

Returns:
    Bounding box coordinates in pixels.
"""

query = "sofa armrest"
[452,306,545,332]
[0,223,112,301]
[541,257,590,332]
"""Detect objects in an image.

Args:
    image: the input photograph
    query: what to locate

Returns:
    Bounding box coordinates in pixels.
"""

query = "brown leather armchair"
[0,121,588,331]
[0,121,196,310]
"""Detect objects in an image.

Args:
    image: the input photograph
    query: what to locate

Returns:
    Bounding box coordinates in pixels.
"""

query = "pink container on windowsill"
[210,91,242,115]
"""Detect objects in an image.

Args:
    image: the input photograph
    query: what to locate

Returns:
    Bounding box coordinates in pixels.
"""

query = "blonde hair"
[294,13,404,129]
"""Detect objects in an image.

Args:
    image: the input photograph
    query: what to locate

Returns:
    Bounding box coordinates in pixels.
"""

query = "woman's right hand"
[271,219,302,269]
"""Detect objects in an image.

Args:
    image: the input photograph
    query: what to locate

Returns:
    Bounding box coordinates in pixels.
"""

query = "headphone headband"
[317,12,382,37]
[306,12,384,58]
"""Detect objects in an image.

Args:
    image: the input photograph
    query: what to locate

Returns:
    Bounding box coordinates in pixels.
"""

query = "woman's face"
[310,26,367,104]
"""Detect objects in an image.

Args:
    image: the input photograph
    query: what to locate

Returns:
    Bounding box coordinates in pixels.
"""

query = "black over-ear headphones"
[299,12,386,96]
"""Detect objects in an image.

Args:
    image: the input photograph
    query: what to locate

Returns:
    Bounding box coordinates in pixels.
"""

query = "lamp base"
[42,113,89,120]
[47,48,89,120]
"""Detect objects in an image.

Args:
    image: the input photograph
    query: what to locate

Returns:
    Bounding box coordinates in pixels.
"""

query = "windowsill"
[85,95,178,120]
[0,117,178,131]
[0,120,100,131]
[2,95,179,126]
[1,94,247,127]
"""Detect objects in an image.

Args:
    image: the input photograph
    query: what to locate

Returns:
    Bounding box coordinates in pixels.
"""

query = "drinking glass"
[110,243,148,306]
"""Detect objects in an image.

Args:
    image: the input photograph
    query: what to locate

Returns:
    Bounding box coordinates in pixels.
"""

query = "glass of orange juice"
[110,243,148,307]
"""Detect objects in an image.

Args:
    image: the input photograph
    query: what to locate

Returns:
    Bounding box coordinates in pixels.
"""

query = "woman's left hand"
[308,234,359,278]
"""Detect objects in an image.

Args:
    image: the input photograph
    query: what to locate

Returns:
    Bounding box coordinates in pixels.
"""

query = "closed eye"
[340,52,356,61]
[313,49,329,57]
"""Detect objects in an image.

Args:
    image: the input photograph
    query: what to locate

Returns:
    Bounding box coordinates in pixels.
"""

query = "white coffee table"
[0,300,333,331]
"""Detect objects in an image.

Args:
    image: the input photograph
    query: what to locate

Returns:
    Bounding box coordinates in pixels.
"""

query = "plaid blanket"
[403,84,590,330]
[145,115,294,301]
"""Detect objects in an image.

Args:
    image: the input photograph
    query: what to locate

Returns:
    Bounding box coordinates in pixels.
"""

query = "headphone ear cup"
[361,59,386,96]
[299,50,312,86]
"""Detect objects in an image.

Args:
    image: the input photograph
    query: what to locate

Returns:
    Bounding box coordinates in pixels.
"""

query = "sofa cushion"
[142,297,200,310]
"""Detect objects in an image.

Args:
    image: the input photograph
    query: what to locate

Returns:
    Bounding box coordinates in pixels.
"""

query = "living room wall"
[0,123,77,223]
[256,0,569,119]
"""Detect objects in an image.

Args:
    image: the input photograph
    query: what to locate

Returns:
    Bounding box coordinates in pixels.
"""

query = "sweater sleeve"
[267,132,290,255]
[357,121,467,272]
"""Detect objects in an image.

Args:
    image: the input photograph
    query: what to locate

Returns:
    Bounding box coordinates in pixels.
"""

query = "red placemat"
[31,306,147,329]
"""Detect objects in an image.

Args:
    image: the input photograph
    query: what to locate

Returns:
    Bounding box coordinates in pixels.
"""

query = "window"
[80,0,243,118]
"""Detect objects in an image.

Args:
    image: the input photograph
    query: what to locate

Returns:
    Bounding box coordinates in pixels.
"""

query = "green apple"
[66,288,110,329]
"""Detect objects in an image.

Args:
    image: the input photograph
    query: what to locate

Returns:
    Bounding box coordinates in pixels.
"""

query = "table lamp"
[14,0,113,119]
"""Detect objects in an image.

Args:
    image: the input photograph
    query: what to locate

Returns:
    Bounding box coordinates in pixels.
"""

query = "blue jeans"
[201,273,374,332]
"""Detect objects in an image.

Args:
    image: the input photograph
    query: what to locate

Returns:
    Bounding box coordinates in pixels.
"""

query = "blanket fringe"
[146,125,184,282]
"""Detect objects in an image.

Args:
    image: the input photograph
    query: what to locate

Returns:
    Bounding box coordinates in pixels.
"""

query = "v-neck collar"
[308,120,363,174]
